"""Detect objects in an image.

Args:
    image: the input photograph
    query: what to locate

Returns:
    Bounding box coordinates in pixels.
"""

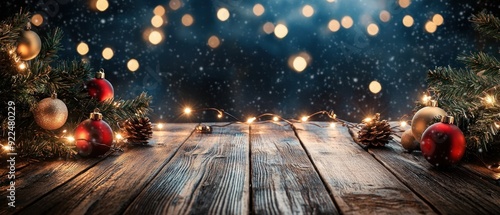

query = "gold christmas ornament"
[33,93,68,130]
[16,23,41,60]
[401,129,420,152]
[411,100,446,141]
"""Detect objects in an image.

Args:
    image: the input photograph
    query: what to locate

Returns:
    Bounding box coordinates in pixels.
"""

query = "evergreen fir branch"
[459,52,500,76]
[96,92,153,130]
[0,10,29,46]
[470,11,500,41]
[37,28,63,62]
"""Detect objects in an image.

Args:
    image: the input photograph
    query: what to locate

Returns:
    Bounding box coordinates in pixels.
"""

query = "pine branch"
[459,52,500,76]
[471,11,500,40]
[37,28,63,62]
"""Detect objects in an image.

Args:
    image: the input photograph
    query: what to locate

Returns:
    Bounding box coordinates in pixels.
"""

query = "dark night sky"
[1,0,499,123]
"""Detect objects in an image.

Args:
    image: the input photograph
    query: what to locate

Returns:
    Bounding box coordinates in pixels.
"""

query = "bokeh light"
[149,30,163,45]
[328,19,341,32]
[402,15,414,27]
[302,5,314,17]
[182,14,194,26]
[369,81,382,94]
[31,14,43,26]
[253,4,265,16]
[263,22,275,34]
[399,0,411,8]
[292,56,307,72]
[341,16,353,29]
[102,47,114,60]
[127,59,140,72]
[151,15,163,28]
[96,0,109,12]
[77,42,89,55]
[425,21,437,33]
[327,0,336,2]
[379,10,391,22]
[217,8,230,21]
[432,14,444,26]
[208,35,221,48]
[169,0,181,10]
[153,5,166,16]
[274,24,288,39]
[367,23,379,36]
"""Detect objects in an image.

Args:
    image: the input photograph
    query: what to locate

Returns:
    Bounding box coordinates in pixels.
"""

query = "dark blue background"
[2,0,499,123]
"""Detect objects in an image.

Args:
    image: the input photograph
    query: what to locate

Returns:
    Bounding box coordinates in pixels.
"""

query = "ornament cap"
[441,115,454,124]
[25,22,31,30]
[51,92,57,99]
[95,69,105,79]
[90,108,103,120]
[429,100,438,107]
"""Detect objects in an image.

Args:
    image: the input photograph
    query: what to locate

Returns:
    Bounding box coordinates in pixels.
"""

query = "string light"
[422,94,431,104]
[66,136,75,142]
[18,62,27,70]
[400,121,407,128]
[156,123,164,129]
[115,133,123,140]
[184,107,192,114]
[247,117,256,124]
[273,116,279,122]
[495,122,500,129]
[484,94,495,106]
[301,116,309,122]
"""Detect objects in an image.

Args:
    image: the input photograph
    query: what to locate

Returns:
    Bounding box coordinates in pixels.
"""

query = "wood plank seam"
[121,124,198,214]
[345,128,442,214]
[248,124,253,215]
[16,155,110,213]
[290,124,341,211]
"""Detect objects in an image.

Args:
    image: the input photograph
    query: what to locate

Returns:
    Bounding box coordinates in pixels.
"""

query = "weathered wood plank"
[294,123,434,214]
[0,157,105,215]
[350,126,500,214]
[124,123,250,215]
[251,122,338,214]
[17,123,195,215]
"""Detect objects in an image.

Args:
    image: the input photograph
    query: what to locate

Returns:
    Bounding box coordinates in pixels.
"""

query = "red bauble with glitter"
[75,109,114,157]
[87,69,114,102]
[420,116,466,167]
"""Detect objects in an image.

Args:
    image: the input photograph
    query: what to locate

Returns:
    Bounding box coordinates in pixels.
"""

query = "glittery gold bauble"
[401,129,420,152]
[16,30,41,60]
[33,94,68,130]
[411,106,446,141]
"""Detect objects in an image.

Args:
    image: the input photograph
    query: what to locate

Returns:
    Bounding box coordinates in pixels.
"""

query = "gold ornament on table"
[411,100,446,141]
[121,117,153,145]
[33,93,68,130]
[16,22,41,61]
[401,129,420,152]
[358,113,393,147]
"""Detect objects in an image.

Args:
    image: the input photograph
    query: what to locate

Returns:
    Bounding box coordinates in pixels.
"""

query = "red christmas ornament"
[74,109,114,157]
[420,116,466,167]
[87,69,114,102]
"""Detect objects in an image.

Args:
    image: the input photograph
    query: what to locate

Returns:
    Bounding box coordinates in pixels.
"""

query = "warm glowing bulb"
[364,117,372,123]
[274,24,288,39]
[422,95,431,103]
[62,129,67,133]
[96,0,109,12]
[148,30,163,45]
[217,113,223,118]
[273,116,279,122]
[18,62,27,70]
[184,107,192,114]
[127,59,140,72]
[330,122,336,127]
[102,47,114,60]
[3,145,11,151]
[157,123,164,129]
[495,122,500,129]
[485,95,495,105]
[400,121,407,128]
[77,42,89,55]
[116,133,123,140]
[66,136,75,142]
[301,116,309,122]
[247,117,256,123]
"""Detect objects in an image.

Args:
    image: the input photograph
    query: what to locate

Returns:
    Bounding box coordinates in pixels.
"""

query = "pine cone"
[121,117,153,145]
[357,113,393,147]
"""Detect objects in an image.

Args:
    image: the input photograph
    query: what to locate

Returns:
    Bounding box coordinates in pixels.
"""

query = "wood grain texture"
[251,122,338,214]
[17,123,195,215]
[124,123,250,215]
[0,157,105,215]
[351,127,500,215]
[294,123,434,214]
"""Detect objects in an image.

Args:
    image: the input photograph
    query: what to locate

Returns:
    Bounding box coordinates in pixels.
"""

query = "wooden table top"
[1,122,499,214]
